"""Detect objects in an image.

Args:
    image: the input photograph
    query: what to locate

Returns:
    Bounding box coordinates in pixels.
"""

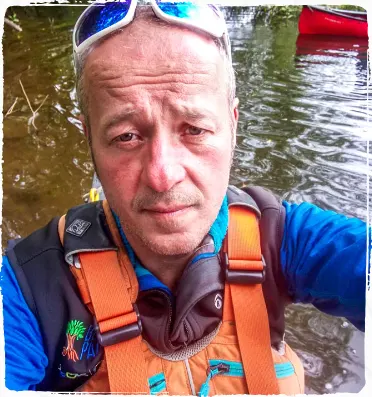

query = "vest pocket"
[272,343,305,394]
[200,358,299,396]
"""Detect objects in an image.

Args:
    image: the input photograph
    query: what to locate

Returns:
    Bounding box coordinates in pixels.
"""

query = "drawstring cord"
[198,363,230,397]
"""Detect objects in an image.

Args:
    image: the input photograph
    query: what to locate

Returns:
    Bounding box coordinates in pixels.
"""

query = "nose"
[141,135,186,193]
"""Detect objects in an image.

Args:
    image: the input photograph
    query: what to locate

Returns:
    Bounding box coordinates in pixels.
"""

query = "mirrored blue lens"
[76,1,132,47]
[155,1,221,29]
[156,1,200,19]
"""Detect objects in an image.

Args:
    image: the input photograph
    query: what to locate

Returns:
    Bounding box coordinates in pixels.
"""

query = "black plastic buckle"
[222,252,266,285]
[94,304,142,347]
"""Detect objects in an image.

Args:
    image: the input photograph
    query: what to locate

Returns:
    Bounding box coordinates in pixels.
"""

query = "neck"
[125,235,195,291]
[139,251,193,292]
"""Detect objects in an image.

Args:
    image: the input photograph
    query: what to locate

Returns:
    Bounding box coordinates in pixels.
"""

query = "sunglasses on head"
[73,0,231,67]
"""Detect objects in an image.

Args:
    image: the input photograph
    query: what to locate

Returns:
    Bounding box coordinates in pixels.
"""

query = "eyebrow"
[101,108,137,133]
[100,103,219,135]
[174,104,218,122]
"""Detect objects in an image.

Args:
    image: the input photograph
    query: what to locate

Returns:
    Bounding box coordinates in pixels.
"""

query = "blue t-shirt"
[1,201,367,390]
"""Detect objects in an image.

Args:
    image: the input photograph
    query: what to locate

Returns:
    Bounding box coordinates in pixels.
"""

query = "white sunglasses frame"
[73,0,231,65]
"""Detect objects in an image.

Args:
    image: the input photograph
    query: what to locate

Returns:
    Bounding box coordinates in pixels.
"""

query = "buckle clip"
[94,304,142,347]
[222,252,266,284]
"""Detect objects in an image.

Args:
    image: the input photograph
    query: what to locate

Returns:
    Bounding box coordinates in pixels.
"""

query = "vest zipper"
[164,292,173,349]
[209,360,244,377]
[198,363,230,397]
[184,357,197,395]
[150,379,164,388]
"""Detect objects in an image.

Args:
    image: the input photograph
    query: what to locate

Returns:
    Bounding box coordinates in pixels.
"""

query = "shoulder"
[228,185,288,288]
[239,185,285,251]
[5,201,112,317]
[7,201,109,265]
[3,202,110,390]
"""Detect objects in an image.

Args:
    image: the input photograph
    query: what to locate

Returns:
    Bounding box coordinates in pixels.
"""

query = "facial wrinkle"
[93,69,216,87]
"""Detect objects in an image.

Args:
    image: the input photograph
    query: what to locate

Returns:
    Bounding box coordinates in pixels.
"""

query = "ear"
[233,97,239,123]
[231,97,239,147]
[79,114,89,138]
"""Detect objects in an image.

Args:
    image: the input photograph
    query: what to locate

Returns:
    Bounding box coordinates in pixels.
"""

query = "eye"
[186,126,205,136]
[117,133,137,142]
[112,132,142,148]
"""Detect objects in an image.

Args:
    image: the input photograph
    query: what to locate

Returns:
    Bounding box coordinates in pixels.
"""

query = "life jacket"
[6,185,304,394]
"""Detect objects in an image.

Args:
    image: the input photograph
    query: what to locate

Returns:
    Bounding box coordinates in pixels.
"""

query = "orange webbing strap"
[58,206,149,393]
[226,206,280,395]
[79,251,149,393]
[102,200,139,304]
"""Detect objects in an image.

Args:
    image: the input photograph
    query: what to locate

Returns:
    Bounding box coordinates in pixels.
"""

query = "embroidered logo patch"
[59,361,101,379]
[62,320,87,362]
[66,219,91,237]
[80,325,99,360]
[214,293,223,310]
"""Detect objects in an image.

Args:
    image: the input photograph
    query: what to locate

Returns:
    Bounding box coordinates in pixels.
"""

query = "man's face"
[83,20,238,256]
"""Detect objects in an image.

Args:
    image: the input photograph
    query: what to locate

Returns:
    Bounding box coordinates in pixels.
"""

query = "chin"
[140,233,204,257]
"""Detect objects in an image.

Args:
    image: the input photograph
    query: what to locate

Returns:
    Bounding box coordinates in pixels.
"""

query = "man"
[2,1,367,395]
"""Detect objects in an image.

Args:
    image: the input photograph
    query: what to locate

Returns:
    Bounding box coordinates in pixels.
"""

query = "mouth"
[143,205,192,216]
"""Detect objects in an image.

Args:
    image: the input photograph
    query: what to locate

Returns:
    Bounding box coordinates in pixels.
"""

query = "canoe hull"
[298,6,368,38]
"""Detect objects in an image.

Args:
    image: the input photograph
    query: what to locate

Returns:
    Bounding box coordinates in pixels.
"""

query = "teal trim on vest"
[148,372,166,394]
[274,362,295,379]
[207,359,295,379]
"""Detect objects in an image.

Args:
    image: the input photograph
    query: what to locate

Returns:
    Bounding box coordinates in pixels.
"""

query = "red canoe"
[298,5,368,38]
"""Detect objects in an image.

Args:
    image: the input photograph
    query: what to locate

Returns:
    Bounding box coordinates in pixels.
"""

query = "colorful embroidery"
[62,320,86,362]
[80,325,99,360]
[59,362,101,379]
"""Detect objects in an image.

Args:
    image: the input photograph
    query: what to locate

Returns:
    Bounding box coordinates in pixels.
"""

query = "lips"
[143,205,190,214]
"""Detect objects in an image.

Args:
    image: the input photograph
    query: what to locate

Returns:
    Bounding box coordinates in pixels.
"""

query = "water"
[3,6,368,394]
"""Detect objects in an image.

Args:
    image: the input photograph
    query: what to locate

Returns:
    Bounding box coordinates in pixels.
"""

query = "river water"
[3,6,368,394]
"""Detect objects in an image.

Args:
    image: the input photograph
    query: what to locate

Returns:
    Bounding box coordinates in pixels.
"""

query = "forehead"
[88,15,222,60]
[83,18,227,96]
